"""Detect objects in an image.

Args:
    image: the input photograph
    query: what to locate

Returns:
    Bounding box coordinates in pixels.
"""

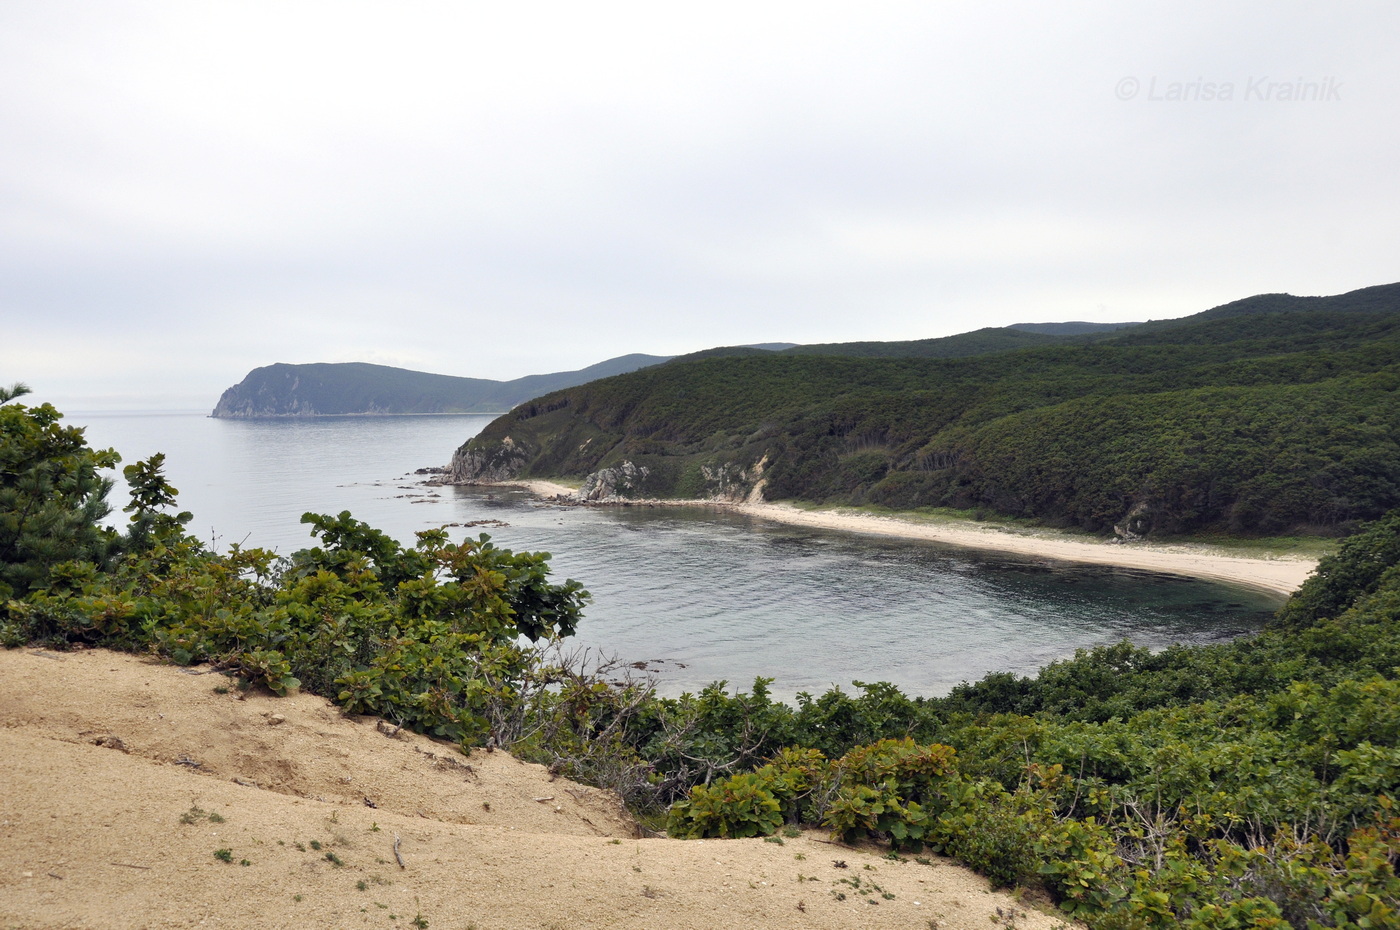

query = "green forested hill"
[453,283,1400,536]
[1006,320,1140,335]
[777,325,1065,358]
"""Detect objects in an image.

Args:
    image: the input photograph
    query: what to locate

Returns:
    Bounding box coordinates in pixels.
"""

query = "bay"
[76,410,1280,701]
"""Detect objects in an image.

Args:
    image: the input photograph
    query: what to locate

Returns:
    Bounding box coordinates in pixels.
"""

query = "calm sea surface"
[76,411,1281,701]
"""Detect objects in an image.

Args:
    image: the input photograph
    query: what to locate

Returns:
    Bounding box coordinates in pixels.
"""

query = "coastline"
[472,480,1319,598]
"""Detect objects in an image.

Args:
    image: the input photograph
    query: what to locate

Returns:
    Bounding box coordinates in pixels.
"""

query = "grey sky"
[3,1,1397,409]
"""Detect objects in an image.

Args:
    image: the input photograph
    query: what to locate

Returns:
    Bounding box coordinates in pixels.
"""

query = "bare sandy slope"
[493,480,1316,597]
[0,648,1072,930]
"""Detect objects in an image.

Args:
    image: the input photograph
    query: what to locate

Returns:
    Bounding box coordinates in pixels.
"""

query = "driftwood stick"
[393,834,405,869]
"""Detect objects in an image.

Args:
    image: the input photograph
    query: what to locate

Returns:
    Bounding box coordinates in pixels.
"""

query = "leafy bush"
[666,772,785,839]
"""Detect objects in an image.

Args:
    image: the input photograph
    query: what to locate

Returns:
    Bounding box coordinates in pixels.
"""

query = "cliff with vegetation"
[210,354,669,417]
[452,283,1400,537]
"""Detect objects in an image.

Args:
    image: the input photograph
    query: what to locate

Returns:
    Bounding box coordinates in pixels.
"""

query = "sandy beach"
[492,480,1318,598]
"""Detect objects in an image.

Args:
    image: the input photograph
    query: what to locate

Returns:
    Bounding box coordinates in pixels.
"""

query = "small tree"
[123,452,194,550]
[0,384,122,598]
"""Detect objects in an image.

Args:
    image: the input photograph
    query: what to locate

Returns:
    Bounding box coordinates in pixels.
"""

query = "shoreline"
[463,480,1319,598]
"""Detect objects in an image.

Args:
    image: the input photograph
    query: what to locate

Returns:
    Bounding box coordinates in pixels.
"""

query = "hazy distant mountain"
[210,354,670,418]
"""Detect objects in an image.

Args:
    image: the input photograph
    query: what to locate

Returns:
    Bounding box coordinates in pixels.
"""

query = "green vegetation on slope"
[777,324,1067,358]
[6,388,1400,926]
[456,284,1400,536]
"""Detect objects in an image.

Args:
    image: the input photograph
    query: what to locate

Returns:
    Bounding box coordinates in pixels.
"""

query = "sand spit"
[465,479,1317,598]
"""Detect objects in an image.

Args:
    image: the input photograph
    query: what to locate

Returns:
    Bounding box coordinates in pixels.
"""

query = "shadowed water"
[78,411,1280,700]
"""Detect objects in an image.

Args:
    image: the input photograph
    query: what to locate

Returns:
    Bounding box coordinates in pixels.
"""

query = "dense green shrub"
[666,772,785,839]
[1274,510,1400,630]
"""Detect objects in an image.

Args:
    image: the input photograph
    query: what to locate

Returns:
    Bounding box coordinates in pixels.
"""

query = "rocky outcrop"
[572,455,769,504]
[448,425,772,507]
[577,461,651,501]
[449,436,530,482]
[699,454,769,503]
[1114,502,1153,540]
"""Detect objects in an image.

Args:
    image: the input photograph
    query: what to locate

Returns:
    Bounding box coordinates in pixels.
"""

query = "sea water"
[75,411,1280,700]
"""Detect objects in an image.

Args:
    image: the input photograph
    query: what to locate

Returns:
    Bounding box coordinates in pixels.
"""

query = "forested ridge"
[456,283,1400,536]
[6,383,1400,925]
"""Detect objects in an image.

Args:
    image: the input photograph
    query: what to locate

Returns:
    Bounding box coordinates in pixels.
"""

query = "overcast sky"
[3,1,1397,409]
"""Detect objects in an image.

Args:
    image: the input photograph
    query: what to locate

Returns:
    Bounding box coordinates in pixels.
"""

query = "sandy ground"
[0,647,1073,930]
[487,480,1317,597]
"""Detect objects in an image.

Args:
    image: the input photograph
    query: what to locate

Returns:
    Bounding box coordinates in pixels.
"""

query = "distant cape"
[210,355,670,418]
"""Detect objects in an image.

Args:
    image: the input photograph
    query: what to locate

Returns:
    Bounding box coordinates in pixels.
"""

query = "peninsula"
[210,354,670,417]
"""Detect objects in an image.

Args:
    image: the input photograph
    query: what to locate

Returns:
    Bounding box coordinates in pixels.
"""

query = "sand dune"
[0,647,1071,930]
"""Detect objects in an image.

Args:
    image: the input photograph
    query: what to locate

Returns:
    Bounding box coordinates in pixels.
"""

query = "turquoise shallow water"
[76,411,1280,700]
